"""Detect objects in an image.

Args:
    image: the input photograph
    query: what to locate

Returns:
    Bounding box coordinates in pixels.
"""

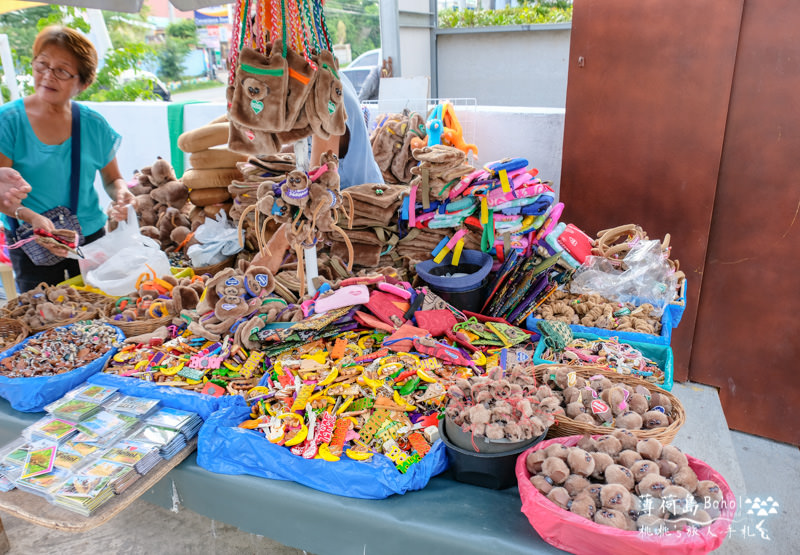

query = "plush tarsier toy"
[243,151,355,299]
[188,264,283,342]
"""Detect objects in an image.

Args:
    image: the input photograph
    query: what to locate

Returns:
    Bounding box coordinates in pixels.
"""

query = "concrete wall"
[83,101,565,206]
[398,0,434,82]
[436,23,571,108]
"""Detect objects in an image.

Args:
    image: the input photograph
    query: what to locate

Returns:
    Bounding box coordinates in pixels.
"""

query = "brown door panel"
[560,0,744,381]
[690,0,800,445]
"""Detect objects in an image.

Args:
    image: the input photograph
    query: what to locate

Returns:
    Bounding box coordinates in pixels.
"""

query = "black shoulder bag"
[8,101,85,266]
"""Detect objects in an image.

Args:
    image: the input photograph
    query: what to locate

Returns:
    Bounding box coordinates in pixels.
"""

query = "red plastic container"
[515,436,735,555]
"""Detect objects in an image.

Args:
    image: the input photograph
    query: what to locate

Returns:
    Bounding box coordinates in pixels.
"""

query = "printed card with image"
[4,445,32,466]
[16,466,70,493]
[50,398,102,421]
[107,396,160,417]
[21,445,57,479]
[60,441,100,458]
[74,384,119,403]
[101,446,147,466]
[84,460,129,479]
[73,411,134,443]
[32,419,77,442]
[53,451,83,471]
[55,475,109,498]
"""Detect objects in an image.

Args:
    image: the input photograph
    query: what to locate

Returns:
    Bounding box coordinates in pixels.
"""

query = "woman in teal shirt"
[0,26,135,293]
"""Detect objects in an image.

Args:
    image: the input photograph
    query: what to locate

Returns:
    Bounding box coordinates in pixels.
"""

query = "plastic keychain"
[433,228,468,263]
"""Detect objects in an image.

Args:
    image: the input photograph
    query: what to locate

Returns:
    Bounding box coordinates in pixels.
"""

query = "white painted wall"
[84,101,565,206]
[437,24,571,108]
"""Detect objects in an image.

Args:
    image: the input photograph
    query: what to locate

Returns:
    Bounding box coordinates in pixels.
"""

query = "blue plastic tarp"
[198,403,449,499]
[0,324,125,412]
[87,372,241,421]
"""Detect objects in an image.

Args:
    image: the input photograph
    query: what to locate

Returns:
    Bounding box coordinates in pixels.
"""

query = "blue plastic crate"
[665,279,687,328]
[526,305,673,346]
[532,331,674,391]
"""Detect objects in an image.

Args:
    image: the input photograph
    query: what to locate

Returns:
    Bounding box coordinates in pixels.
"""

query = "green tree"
[103,7,152,48]
[0,6,51,54]
[0,5,155,102]
[157,19,197,82]
[77,43,158,102]
[438,1,572,29]
[323,0,380,60]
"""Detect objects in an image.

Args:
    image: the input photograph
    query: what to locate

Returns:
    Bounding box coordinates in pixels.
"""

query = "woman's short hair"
[33,26,98,85]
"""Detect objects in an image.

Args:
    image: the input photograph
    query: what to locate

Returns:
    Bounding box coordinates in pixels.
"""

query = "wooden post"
[0,516,11,554]
[294,139,318,295]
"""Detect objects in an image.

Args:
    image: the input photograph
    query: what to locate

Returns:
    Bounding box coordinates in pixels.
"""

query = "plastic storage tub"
[533,331,674,391]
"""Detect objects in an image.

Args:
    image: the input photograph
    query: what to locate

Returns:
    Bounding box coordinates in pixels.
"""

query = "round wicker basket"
[0,318,29,351]
[103,303,173,337]
[29,307,100,333]
[2,283,113,332]
[535,363,685,444]
[76,289,116,307]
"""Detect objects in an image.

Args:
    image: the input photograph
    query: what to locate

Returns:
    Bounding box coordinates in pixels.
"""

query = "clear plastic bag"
[187,210,244,268]
[82,206,171,296]
[569,239,678,315]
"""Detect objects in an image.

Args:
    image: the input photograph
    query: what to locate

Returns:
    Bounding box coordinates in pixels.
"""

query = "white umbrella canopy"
[10,0,226,14]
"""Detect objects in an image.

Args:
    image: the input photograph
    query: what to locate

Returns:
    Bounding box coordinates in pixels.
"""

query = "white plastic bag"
[187,210,243,267]
[569,239,678,315]
[83,205,171,296]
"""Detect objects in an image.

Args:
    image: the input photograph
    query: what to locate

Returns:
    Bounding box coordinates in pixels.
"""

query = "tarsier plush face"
[282,171,310,207]
[243,77,269,102]
[320,150,339,170]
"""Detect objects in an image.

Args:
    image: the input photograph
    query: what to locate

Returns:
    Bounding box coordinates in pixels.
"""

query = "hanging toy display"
[226,0,347,156]
[239,150,354,298]
[228,0,355,298]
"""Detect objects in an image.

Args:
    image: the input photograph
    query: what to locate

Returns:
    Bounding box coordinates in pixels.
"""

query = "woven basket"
[0,318,29,351]
[192,255,235,277]
[2,282,109,330]
[76,289,117,314]
[535,363,685,444]
[103,303,173,337]
[29,311,98,333]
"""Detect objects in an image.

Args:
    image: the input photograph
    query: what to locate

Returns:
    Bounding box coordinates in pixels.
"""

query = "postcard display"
[0,383,201,516]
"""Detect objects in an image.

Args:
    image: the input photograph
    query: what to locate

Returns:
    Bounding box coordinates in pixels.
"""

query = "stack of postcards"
[146,407,203,441]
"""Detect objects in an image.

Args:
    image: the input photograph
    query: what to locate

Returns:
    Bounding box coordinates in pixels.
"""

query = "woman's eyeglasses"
[33,59,77,81]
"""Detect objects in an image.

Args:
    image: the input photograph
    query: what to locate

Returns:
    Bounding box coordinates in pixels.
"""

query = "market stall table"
[0,398,564,555]
[0,426,197,553]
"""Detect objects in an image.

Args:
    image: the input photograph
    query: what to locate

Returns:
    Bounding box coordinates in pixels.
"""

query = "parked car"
[341,48,380,100]
[118,69,171,101]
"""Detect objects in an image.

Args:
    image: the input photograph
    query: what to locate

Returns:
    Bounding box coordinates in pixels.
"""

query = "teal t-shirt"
[0,99,121,236]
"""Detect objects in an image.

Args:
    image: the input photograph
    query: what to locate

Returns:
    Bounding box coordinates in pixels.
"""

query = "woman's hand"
[0,167,32,215]
[108,185,137,222]
[28,212,70,258]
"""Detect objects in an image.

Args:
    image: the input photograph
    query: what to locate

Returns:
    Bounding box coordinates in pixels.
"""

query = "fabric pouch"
[414,309,457,337]
[365,290,410,327]
[383,321,429,352]
[229,46,289,132]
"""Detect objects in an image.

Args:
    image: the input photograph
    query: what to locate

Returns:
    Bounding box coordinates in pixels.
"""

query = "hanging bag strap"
[69,100,81,213]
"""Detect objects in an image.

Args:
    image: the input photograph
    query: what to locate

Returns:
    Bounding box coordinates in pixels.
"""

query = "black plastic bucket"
[438,420,547,490]
[416,250,493,313]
